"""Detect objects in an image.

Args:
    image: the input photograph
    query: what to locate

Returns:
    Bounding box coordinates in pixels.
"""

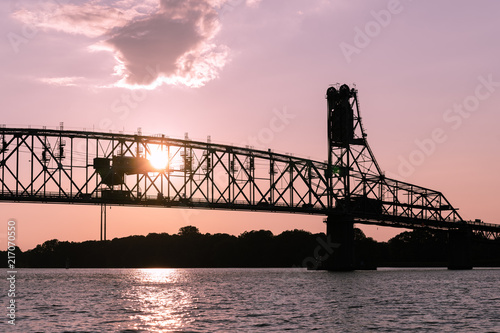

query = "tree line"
[3,226,500,268]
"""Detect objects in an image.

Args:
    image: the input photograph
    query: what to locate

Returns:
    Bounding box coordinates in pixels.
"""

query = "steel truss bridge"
[1,87,499,244]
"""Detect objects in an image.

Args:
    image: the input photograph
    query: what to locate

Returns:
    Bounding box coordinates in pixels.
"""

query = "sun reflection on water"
[137,268,180,284]
[123,269,196,332]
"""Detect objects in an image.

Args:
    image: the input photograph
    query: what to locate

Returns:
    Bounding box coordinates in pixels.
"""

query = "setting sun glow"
[148,150,169,170]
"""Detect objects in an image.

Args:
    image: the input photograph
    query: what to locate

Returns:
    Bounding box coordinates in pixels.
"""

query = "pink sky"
[1,0,500,250]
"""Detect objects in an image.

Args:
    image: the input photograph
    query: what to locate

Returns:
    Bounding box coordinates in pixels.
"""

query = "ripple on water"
[1,268,499,332]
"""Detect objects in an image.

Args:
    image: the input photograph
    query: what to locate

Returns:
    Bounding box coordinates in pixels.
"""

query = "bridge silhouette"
[1,84,498,270]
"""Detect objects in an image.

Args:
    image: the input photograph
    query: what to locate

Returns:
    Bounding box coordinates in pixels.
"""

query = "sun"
[148,150,169,170]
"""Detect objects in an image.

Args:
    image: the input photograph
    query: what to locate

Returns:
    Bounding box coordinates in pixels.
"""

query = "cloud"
[38,76,86,86]
[12,0,156,38]
[11,0,251,88]
[246,0,263,8]
[108,0,227,88]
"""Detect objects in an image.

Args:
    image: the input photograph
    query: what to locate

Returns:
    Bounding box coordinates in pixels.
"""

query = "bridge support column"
[448,228,472,270]
[100,203,107,241]
[323,214,355,271]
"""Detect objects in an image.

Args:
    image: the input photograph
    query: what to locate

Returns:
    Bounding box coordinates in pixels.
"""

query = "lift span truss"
[0,127,330,214]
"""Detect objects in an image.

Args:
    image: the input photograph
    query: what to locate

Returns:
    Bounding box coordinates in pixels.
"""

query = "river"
[2,268,499,332]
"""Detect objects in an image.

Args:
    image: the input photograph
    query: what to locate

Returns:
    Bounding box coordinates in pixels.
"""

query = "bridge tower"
[324,84,383,271]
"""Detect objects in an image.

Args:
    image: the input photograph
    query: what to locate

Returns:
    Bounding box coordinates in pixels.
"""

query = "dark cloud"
[12,0,233,88]
[107,0,224,87]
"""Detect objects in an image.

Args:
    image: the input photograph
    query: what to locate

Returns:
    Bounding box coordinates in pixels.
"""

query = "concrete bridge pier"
[323,214,355,271]
[448,227,473,270]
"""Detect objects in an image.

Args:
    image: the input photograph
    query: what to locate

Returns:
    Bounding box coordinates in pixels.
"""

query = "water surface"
[2,268,499,332]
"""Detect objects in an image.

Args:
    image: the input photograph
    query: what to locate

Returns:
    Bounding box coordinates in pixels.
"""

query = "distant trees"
[178,225,200,236]
[3,226,499,268]
[387,229,448,264]
[353,228,380,268]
